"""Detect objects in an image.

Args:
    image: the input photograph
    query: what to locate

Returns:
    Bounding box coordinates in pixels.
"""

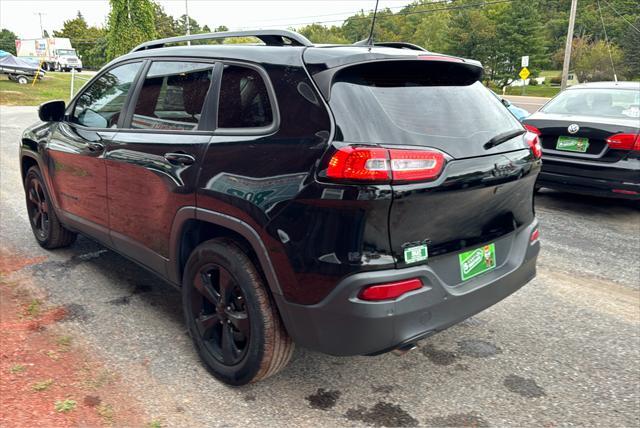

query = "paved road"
[1,106,639,427]
[504,95,550,114]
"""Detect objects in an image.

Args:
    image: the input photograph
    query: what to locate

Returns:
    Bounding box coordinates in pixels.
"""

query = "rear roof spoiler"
[130,29,313,52]
[352,40,427,51]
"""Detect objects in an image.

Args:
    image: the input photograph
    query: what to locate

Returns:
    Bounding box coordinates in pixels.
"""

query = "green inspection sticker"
[459,243,496,281]
[556,136,589,152]
[404,244,428,264]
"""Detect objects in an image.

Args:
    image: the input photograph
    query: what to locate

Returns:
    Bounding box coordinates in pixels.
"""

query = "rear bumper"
[538,171,640,199]
[275,221,539,356]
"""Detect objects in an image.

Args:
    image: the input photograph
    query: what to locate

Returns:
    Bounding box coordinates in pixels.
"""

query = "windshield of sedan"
[542,88,640,119]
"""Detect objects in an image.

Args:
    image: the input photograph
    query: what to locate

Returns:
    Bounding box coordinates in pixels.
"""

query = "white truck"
[15,37,82,72]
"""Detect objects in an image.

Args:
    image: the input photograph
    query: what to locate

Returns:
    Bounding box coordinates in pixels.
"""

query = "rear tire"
[24,166,77,249]
[17,76,28,85]
[182,238,293,385]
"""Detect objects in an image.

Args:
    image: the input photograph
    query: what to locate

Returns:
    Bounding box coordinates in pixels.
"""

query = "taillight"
[525,132,542,159]
[359,278,423,301]
[326,146,446,183]
[530,228,540,244]
[524,124,541,136]
[606,133,640,152]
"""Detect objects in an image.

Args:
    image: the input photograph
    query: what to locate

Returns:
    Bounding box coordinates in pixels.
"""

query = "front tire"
[182,238,293,385]
[24,166,76,249]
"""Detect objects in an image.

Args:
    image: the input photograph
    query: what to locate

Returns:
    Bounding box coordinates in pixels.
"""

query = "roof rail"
[131,29,313,52]
[352,40,427,51]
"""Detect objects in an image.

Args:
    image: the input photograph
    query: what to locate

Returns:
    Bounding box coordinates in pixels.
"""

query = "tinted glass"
[329,61,520,149]
[72,62,141,128]
[541,88,640,119]
[132,62,213,131]
[218,65,273,128]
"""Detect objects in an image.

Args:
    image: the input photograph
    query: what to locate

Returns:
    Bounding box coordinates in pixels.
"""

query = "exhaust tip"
[392,343,417,356]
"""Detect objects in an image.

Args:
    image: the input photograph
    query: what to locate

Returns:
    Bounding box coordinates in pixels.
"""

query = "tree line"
[1,0,638,81]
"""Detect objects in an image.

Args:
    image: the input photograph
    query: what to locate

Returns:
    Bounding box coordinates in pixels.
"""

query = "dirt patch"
[0,277,146,427]
[0,248,47,276]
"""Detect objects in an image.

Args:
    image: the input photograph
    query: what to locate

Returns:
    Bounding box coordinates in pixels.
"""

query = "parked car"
[491,91,530,122]
[524,81,640,199]
[20,30,541,385]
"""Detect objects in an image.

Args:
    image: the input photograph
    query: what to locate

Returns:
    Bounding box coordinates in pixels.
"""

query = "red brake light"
[417,55,464,63]
[326,146,390,181]
[606,133,640,152]
[326,147,446,183]
[524,124,541,136]
[525,132,542,159]
[530,228,540,244]
[359,278,423,301]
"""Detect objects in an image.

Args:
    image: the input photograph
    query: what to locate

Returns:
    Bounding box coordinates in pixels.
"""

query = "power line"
[596,0,618,81]
[600,0,640,33]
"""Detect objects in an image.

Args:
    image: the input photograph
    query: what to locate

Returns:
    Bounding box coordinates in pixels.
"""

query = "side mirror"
[501,98,511,107]
[38,100,66,122]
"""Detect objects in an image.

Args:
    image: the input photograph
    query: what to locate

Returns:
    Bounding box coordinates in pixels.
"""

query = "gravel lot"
[1,106,639,427]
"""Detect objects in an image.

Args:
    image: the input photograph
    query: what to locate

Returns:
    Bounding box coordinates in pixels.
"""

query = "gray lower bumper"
[275,221,540,356]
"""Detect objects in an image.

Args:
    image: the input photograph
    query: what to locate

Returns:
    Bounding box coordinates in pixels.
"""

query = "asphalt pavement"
[504,95,550,114]
[1,106,639,427]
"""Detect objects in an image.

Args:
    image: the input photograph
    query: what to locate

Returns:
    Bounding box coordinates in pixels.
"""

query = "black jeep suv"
[20,30,541,385]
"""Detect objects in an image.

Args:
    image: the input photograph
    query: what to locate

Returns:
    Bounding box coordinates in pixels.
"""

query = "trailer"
[15,37,82,72]
[0,55,45,84]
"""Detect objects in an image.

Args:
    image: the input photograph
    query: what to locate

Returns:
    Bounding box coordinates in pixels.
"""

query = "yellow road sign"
[519,67,530,80]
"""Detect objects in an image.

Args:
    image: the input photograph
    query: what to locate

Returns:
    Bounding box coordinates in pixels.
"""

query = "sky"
[0,0,415,39]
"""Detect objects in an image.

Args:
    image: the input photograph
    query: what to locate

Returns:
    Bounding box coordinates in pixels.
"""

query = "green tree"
[0,28,18,55]
[298,24,349,44]
[153,3,179,38]
[106,0,156,60]
[620,17,640,78]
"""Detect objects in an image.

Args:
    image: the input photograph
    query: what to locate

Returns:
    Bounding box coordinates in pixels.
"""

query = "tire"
[24,166,77,249]
[182,238,293,385]
[55,63,61,72]
[17,76,28,85]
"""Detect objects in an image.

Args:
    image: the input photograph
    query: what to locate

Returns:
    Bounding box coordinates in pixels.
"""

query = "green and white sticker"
[459,243,496,281]
[404,244,428,264]
[556,136,589,152]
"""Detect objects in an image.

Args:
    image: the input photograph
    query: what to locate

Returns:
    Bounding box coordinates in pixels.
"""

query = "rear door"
[46,60,143,242]
[105,59,216,274]
[325,59,539,277]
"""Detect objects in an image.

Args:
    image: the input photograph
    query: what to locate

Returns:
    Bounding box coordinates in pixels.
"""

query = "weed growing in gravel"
[32,379,54,391]
[25,299,42,317]
[148,419,162,428]
[97,403,115,423]
[55,399,77,413]
[56,335,72,351]
[10,364,26,373]
[45,350,60,360]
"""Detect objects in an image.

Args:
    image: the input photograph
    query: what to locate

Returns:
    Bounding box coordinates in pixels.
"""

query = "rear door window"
[131,61,214,131]
[217,64,273,129]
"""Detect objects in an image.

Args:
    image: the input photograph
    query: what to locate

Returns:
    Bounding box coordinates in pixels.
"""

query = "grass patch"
[32,379,54,391]
[147,420,162,428]
[56,335,72,351]
[55,399,77,413]
[85,369,116,390]
[502,85,560,97]
[97,404,115,424]
[10,364,26,373]
[25,299,42,317]
[0,72,90,106]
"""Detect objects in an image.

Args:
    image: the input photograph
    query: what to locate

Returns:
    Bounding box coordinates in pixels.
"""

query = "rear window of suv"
[329,61,520,149]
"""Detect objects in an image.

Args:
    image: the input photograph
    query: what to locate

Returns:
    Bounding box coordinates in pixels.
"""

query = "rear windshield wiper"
[483,129,526,150]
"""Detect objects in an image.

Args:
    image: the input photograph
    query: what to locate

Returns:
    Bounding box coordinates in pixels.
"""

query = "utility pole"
[34,12,46,38]
[560,0,578,91]
[185,0,191,45]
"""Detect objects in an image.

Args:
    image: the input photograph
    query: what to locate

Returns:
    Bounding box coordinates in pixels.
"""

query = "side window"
[218,65,273,129]
[131,61,213,131]
[72,62,141,128]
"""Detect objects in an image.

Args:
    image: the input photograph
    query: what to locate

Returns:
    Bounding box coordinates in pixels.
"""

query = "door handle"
[164,152,196,166]
[87,142,104,153]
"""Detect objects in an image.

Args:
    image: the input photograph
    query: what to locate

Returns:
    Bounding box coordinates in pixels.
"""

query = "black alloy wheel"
[191,264,250,365]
